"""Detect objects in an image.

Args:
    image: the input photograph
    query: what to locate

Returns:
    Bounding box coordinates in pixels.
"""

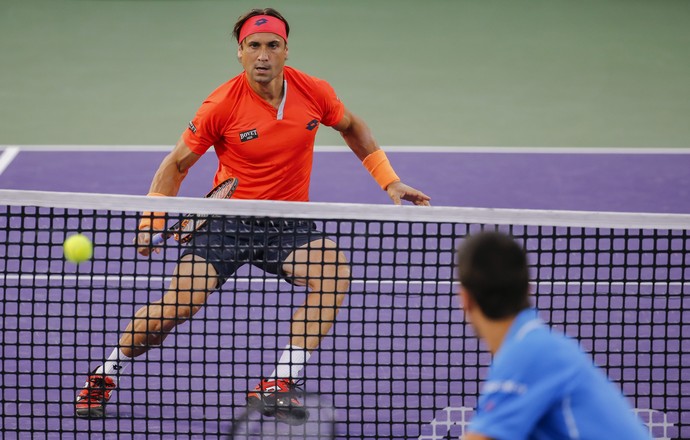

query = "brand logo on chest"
[239,129,259,142]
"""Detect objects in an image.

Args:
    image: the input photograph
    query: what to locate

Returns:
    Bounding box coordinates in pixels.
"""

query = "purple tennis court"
[1,147,689,439]
[2,148,690,213]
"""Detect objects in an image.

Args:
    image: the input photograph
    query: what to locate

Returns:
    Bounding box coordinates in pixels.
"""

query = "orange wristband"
[362,150,400,190]
[138,192,167,231]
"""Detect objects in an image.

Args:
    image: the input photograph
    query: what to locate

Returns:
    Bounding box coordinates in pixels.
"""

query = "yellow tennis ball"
[63,234,93,263]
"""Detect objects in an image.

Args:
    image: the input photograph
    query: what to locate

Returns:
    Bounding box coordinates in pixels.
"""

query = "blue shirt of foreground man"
[457,232,650,440]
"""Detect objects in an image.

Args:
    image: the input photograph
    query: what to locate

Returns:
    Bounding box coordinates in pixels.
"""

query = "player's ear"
[284,43,289,60]
[459,288,474,314]
[237,44,242,61]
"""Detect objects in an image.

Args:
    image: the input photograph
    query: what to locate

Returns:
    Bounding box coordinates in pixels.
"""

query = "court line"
[1,145,690,154]
[0,146,20,176]
[0,274,687,289]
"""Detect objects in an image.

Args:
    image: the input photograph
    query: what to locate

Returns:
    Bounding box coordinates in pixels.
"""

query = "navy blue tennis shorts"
[180,217,330,286]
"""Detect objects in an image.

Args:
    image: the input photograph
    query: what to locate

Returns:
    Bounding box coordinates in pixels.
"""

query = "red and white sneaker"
[75,370,117,418]
[247,378,309,425]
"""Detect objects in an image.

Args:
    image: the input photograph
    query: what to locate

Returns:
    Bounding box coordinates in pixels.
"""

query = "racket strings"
[171,177,238,242]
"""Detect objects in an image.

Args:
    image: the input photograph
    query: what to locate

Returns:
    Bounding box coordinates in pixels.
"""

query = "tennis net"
[0,190,688,439]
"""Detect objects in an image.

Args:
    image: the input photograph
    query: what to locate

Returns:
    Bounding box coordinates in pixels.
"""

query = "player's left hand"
[386,181,431,206]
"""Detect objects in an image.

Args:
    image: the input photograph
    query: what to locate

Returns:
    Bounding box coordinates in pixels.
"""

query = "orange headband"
[239,15,288,43]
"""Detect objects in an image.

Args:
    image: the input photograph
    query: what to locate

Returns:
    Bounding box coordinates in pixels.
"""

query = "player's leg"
[75,254,218,418]
[248,236,350,423]
[119,254,218,356]
[282,238,350,353]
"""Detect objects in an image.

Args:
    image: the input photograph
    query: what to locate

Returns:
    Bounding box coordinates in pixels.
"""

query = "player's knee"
[336,257,350,279]
[174,254,218,292]
[306,263,350,292]
[305,276,321,292]
[335,265,350,293]
[334,262,349,300]
[329,255,351,290]
[171,274,196,292]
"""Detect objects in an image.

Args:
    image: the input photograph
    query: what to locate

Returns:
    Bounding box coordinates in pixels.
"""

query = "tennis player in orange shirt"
[76,7,430,423]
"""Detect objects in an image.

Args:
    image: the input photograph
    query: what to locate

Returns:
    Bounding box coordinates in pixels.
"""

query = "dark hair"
[232,8,290,44]
[457,231,530,320]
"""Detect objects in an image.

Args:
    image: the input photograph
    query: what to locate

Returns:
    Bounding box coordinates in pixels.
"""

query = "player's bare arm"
[334,107,431,206]
[136,137,203,256]
[148,136,203,196]
[332,108,377,160]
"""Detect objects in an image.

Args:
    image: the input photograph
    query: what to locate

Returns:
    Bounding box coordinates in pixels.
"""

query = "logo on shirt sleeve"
[188,121,197,134]
[239,128,259,142]
[306,119,319,131]
[482,380,527,395]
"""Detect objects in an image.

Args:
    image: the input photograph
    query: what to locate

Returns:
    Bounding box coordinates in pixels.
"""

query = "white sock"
[95,348,132,378]
[270,345,310,379]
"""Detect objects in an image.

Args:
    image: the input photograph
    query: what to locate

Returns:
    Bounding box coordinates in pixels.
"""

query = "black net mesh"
[0,193,688,439]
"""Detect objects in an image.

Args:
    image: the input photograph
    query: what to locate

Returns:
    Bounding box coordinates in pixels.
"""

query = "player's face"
[238,33,288,84]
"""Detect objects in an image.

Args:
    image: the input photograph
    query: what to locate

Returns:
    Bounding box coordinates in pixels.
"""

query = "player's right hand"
[134,232,161,256]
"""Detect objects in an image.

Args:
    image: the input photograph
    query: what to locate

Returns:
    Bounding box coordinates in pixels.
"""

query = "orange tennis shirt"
[182,66,345,201]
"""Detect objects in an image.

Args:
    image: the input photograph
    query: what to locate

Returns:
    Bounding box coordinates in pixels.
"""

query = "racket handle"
[151,233,167,246]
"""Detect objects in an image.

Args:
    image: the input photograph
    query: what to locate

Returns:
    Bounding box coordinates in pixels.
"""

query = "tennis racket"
[150,176,238,246]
